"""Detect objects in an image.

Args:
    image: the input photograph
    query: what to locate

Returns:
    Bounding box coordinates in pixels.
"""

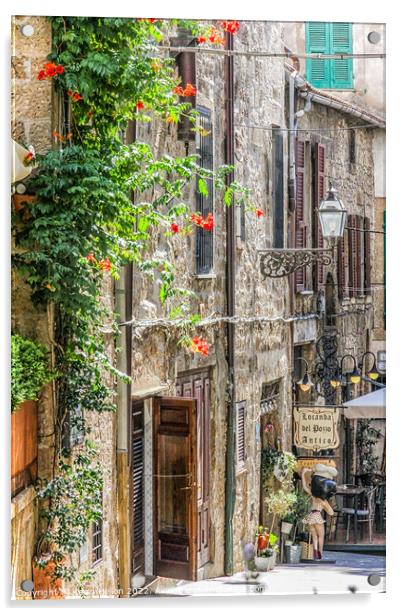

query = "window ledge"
[297,290,314,296]
[194,273,217,280]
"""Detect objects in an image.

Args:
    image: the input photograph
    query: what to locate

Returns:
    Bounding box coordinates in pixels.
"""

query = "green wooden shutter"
[330,23,353,89]
[306,22,330,88]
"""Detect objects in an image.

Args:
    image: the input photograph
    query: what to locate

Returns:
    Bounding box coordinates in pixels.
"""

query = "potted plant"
[254,528,279,571]
[283,488,311,564]
[265,489,297,536]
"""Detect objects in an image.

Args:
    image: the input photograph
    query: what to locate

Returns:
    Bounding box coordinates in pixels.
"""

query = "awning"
[343,387,386,419]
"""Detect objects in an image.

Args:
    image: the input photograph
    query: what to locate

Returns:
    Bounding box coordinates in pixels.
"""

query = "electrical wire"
[156,45,385,60]
[234,122,382,133]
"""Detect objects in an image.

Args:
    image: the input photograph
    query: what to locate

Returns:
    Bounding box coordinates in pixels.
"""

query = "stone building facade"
[11,16,385,599]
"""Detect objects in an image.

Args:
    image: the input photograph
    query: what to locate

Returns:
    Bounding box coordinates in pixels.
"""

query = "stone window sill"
[194,273,217,280]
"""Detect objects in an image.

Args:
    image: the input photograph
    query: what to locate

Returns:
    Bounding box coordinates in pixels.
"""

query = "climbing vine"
[12,16,252,582]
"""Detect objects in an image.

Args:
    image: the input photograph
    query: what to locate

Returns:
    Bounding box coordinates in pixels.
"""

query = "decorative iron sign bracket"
[259,249,333,279]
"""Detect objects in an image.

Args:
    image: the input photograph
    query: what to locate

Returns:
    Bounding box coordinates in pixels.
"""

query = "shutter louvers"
[306,22,330,88]
[236,402,246,467]
[331,23,353,89]
[364,217,372,296]
[295,139,306,291]
[314,143,325,291]
[337,235,346,300]
[356,215,362,295]
[348,214,357,297]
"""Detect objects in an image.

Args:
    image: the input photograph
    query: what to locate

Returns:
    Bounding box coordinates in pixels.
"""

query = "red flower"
[255,208,264,218]
[55,65,64,74]
[72,92,83,102]
[170,223,180,234]
[37,70,46,81]
[201,212,214,231]
[183,83,197,97]
[172,85,184,95]
[221,20,240,34]
[136,100,145,110]
[99,257,111,271]
[197,36,207,44]
[45,62,57,77]
[23,152,34,164]
[86,253,97,263]
[67,89,73,96]
[191,336,209,356]
[191,213,204,226]
[257,534,268,551]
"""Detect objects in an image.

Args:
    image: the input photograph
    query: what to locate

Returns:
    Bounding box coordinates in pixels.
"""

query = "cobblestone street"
[152,552,385,597]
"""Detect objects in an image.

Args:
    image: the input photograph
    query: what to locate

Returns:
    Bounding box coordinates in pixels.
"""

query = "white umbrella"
[343,387,386,419]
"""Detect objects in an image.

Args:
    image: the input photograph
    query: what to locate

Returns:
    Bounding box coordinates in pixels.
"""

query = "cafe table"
[335,484,366,544]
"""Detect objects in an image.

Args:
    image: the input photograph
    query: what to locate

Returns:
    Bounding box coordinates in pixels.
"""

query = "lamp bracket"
[259,249,333,279]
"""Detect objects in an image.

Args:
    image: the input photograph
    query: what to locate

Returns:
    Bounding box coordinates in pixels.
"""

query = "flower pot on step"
[32,555,65,600]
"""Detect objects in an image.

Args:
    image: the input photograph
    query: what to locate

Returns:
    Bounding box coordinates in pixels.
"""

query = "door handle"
[180,483,201,491]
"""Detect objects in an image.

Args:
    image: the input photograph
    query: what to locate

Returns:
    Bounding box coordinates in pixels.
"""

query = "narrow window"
[91,494,103,566]
[195,106,214,274]
[236,401,246,469]
[349,129,356,165]
[62,404,85,450]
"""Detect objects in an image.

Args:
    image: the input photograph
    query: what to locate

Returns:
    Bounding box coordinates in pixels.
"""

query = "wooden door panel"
[154,397,197,581]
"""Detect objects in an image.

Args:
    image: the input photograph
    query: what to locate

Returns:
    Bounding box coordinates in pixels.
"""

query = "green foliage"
[265,489,297,518]
[282,487,310,524]
[11,334,55,412]
[37,441,103,580]
[261,448,296,485]
[356,419,380,475]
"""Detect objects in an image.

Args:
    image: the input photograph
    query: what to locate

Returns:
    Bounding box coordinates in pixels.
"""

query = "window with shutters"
[91,492,103,566]
[195,106,214,275]
[236,401,246,470]
[364,217,372,297]
[346,214,370,298]
[306,22,353,89]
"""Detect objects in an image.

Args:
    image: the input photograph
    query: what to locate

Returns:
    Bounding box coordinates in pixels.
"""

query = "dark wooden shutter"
[314,143,325,291]
[236,401,246,468]
[337,234,348,300]
[273,131,284,248]
[196,106,213,274]
[348,214,357,297]
[356,215,362,295]
[295,139,306,291]
[132,403,145,575]
[364,217,371,296]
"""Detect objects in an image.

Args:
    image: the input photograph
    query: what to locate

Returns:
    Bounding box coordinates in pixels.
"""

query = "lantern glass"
[318,187,347,239]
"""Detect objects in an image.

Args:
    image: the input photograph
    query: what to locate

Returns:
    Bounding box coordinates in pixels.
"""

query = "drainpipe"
[116,121,135,595]
[224,30,236,576]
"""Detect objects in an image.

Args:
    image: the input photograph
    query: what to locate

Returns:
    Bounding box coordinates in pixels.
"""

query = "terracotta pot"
[32,555,65,600]
[11,401,38,497]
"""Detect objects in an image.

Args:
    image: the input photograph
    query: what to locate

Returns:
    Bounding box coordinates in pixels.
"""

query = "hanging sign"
[293,407,340,451]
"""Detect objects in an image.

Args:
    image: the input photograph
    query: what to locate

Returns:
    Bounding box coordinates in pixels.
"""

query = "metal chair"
[342,486,377,543]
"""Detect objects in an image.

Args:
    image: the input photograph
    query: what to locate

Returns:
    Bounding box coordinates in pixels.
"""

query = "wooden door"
[154,397,198,581]
[176,372,210,567]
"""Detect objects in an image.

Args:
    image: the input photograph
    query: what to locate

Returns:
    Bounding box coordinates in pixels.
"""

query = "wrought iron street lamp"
[260,184,347,278]
[318,184,347,239]
[294,357,314,392]
[359,351,379,381]
[341,354,361,385]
